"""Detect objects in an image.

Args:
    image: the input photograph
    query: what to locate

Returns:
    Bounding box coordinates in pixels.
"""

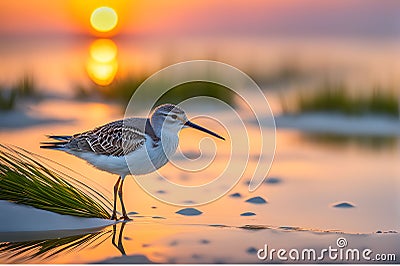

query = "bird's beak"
[184,121,225,140]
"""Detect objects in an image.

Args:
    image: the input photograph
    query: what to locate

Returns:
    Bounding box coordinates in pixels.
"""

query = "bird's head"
[151,104,225,140]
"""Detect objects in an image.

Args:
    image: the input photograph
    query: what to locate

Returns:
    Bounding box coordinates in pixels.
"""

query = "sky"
[0,0,399,39]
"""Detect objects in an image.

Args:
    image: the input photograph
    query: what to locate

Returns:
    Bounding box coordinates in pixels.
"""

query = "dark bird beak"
[184,121,225,140]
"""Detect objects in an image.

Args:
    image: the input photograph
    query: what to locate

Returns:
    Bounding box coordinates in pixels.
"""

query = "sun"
[90,6,118,33]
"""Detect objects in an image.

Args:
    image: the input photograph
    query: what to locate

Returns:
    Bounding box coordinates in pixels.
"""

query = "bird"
[40,104,225,220]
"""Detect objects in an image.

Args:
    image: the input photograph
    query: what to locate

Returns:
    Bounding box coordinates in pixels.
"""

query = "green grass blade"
[0,144,111,219]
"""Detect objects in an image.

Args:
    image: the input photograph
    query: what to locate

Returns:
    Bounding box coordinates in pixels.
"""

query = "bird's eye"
[171,114,177,119]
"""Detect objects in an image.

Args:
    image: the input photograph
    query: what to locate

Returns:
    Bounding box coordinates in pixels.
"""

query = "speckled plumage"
[42,118,159,157]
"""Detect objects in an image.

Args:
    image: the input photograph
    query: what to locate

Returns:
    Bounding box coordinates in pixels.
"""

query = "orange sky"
[0,0,399,38]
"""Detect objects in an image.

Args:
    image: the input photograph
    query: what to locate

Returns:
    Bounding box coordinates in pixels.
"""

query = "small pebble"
[246,247,258,254]
[176,208,203,216]
[332,202,355,208]
[245,196,267,204]
[240,212,256,216]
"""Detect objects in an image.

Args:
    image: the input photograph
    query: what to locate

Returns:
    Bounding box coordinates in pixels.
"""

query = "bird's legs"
[118,177,131,221]
[110,176,121,220]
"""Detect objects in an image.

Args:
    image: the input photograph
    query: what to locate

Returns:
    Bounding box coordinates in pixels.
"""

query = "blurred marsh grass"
[252,59,307,87]
[300,133,398,151]
[0,144,111,219]
[0,74,41,111]
[281,82,399,118]
[75,74,235,107]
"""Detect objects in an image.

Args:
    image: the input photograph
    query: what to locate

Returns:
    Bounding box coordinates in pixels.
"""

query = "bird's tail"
[40,135,72,150]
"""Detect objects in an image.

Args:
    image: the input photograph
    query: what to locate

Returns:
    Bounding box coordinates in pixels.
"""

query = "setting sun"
[90,6,118,33]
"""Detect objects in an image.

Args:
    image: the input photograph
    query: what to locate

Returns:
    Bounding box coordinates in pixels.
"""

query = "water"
[0,37,399,263]
[1,36,399,95]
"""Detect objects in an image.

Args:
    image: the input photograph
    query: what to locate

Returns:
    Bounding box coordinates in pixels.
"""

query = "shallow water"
[1,220,399,263]
[0,35,399,263]
[0,97,399,263]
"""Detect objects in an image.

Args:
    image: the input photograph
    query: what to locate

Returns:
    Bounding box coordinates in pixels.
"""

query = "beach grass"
[300,133,398,151]
[253,59,306,87]
[0,89,17,111]
[0,144,111,219]
[0,74,41,111]
[281,82,399,118]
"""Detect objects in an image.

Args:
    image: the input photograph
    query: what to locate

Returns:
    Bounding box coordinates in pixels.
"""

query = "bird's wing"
[65,119,151,156]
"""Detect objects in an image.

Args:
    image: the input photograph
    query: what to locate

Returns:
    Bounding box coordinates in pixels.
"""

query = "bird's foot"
[110,214,118,220]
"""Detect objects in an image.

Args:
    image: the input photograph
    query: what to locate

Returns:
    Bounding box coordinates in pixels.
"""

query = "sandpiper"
[40,104,225,220]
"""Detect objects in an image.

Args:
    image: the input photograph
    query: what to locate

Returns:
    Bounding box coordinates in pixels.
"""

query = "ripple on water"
[208,224,229,228]
[192,254,202,259]
[152,216,166,219]
[245,196,267,204]
[182,200,196,204]
[176,207,203,216]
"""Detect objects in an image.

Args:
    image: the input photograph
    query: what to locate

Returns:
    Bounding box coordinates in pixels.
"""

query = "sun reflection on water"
[86,39,118,86]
